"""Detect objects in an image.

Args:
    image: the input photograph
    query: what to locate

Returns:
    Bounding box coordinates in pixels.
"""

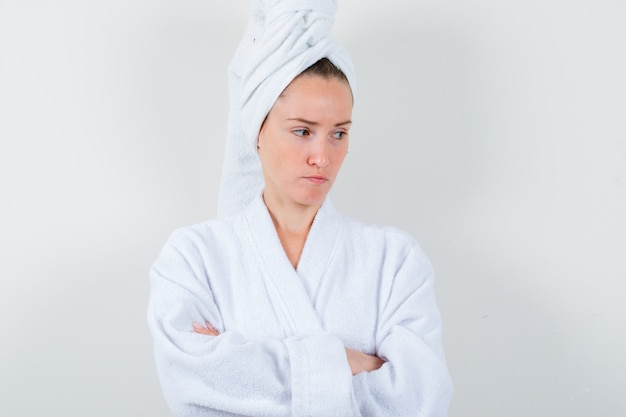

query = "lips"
[304,175,328,185]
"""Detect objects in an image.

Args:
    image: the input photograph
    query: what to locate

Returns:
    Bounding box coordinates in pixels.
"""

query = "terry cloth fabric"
[148,192,453,416]
[217,0,357,218]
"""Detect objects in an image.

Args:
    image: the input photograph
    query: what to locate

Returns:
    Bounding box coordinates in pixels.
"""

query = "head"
[257,58,353,210]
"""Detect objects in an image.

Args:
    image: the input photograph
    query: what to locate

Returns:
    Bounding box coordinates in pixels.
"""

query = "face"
[257,74,353,209]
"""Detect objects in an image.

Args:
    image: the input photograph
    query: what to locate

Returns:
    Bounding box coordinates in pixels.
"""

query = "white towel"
[217,0,357,218]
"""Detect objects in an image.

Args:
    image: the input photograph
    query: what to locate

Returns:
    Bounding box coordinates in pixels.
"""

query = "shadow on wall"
[333,12,488,230]
[334,4,626,417]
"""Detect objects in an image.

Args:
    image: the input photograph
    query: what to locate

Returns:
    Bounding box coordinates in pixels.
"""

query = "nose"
[307,137,329,168]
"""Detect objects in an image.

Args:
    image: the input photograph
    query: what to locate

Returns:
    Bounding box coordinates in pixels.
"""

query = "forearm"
[349,244,452,416]
[351,326,452,417]
[149,284,357,416]
[153,330,292,416]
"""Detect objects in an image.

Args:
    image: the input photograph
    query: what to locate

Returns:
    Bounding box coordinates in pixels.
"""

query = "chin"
[294,191,328,208]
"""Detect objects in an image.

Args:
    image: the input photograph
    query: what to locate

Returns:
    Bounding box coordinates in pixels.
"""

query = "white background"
[1,1,625,416]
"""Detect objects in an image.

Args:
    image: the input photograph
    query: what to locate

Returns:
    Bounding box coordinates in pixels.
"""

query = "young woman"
[148,3,452,416]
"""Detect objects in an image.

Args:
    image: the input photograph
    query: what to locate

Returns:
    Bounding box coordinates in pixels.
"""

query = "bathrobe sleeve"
[147,229,358,417]
[351,242,453,417]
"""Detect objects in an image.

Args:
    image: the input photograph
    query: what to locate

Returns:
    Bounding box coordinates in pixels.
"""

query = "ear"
[257,118,267,150]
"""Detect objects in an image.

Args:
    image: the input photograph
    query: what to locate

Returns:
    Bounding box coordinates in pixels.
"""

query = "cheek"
[272,142,304,165]
[332,145,348,167]
[260,143,292,178]
[258,131,279,166]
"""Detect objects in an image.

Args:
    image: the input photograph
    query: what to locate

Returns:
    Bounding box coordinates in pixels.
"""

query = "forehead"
[280,74,352,101]
[270,75,353,118]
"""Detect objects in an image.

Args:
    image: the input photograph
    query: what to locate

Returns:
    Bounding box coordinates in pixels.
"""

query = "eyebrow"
[286,118,352,127]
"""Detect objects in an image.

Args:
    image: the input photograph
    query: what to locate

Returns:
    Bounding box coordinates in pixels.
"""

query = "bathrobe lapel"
[296,198,344,305]
[243,195,343,337]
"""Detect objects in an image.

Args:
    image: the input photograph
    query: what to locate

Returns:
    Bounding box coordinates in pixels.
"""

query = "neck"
[262,192,322,269]
[262,193,320,236]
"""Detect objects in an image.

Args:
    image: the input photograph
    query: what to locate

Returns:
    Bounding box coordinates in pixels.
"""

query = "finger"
[192,322,204,333]
[192,321,220,336]
[192,322,213,335]
[205,322,220,336]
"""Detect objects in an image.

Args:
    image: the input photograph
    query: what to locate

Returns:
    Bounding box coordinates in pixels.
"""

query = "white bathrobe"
[148,193,453,416]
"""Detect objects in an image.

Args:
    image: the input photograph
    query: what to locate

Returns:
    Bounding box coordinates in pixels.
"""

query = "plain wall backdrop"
[1,1,625,416]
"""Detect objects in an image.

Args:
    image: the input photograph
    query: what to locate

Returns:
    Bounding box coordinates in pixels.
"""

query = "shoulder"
[334,214,436,295]
[331,211,431,272]
[155,215,244,267]
[153,194,269,271]
[340,213,423,254]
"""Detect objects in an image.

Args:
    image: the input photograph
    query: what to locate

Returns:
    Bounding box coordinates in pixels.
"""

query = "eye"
[332,130,347,140]
[293,129,309,137]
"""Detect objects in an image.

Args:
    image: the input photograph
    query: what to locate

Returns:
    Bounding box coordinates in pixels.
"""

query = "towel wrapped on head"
[217,0,357,218]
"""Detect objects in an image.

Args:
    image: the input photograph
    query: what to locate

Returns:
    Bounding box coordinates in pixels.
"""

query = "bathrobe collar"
[243,192,344,335]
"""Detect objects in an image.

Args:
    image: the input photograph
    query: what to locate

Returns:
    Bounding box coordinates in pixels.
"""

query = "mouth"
[303,175,328,185]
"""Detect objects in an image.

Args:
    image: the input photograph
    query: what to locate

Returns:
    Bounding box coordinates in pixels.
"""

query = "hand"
[345,348,384,375]
[192,320,220,336]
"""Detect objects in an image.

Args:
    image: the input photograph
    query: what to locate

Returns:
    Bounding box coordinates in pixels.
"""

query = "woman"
[148,2,452,416]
